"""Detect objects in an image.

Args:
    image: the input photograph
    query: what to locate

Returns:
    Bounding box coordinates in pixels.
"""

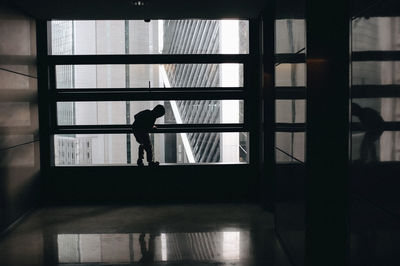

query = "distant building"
[54,136,92,165]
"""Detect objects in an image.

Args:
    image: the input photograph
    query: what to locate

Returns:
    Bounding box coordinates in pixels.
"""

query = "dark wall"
[275,163,306,266]
[350,163,400,266]
[44,165,258,204]
[0,5,40,232]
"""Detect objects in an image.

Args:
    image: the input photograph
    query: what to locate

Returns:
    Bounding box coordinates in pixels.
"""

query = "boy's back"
[132,110,156,132]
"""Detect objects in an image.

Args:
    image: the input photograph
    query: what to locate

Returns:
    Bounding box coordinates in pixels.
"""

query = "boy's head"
[152,105,165,118]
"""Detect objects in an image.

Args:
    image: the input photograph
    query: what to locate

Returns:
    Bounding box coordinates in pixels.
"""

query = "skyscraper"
[52,20,248,165]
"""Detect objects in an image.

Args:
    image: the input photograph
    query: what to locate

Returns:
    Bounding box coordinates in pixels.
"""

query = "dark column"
[305,0,350,265]
[248,19,263,204]
[36,20,51,202]
[261,1,276,210]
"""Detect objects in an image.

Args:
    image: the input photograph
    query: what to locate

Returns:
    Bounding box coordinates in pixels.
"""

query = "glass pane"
[54,132,249,166]
[56,64,244,89]
[352,61,400,85]
[275,19,305,54]
[50,20,249,55]
[275,132,305,163]
[57,100,244,125]
[352,17,400,51]
[276,100,306,123]
[275,63,306,86]
[352,131,400,162]
[352,98,400,122]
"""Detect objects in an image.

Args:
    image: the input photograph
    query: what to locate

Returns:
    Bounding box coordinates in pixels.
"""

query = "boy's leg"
[138,144,145,160]
[145,144,159,166]
[137,144,145,166]
[144,143,153,162]
[142,134,159,165]
[142,133,153,162]
[134,131,145,166]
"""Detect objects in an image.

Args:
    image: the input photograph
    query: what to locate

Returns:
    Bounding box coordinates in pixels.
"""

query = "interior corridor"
[0,204,290,266]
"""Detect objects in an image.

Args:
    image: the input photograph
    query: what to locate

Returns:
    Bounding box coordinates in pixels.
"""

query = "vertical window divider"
[49,64,58,133]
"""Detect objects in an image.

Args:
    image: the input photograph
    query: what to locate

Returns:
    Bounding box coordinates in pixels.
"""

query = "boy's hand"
[153,125,157,129]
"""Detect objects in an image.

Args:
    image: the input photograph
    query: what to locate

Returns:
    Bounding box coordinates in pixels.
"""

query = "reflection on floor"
[0,204,291,266]
[58,232,246,264]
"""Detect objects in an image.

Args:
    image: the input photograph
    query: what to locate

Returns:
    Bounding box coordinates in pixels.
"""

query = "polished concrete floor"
[0,204,291,266]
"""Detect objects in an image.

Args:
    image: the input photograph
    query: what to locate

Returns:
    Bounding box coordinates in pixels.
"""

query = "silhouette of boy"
[132,105,165,166]
[139,233,156,263]
[351,103,384,162]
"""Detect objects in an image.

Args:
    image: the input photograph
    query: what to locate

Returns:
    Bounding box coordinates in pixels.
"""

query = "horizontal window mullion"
[55,87,244,92]
[275,123,306,132]
[54,124,247,134]
[275,53,306,65]
[352,51,400,61]
[351,122,400,131]
[54,90,245,101]
[276,86,306,99]
[351,85,400,98]
[47,54,250,65]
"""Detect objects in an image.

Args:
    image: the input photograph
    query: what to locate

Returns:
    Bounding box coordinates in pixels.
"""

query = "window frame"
[43,19,257,166]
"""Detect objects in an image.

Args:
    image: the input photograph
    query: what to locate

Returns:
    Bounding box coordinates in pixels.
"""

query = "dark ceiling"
[3,0,400,20]
[4,0,267,19]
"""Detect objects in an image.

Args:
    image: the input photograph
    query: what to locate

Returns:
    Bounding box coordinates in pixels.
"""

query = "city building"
[52,20,248,165]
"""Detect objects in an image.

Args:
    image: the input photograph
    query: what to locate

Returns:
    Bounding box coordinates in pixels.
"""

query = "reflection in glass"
[80,234,101,263]
[351,103,384,162]
[353,17,400,51]
[58,235,79,263]
[0,102,31,127]
[353,61,400,85]
[54,133,249,166]
[276,132,305,163]
[275,19,305,54]
[161,233,167,261]
[352,131,400,162]
[57,231,248,264]
[276,100,305,123]
[51,20,249,55]
[0,68,34,90]
[352,98,400,122]
[275,63,306,87]
[350,15,400,266]
[57,100,244,125]
[223,231,240,260]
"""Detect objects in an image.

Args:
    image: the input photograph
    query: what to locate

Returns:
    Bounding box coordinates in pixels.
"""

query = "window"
[275,19,306,163]
[55,64,244,89]
[56,100,244,125]
[51,20,249,55]
[47,19,251,166]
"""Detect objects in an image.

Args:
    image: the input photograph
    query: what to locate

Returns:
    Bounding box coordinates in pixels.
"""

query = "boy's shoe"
[148,161,160,167]
[137,159,144,166]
